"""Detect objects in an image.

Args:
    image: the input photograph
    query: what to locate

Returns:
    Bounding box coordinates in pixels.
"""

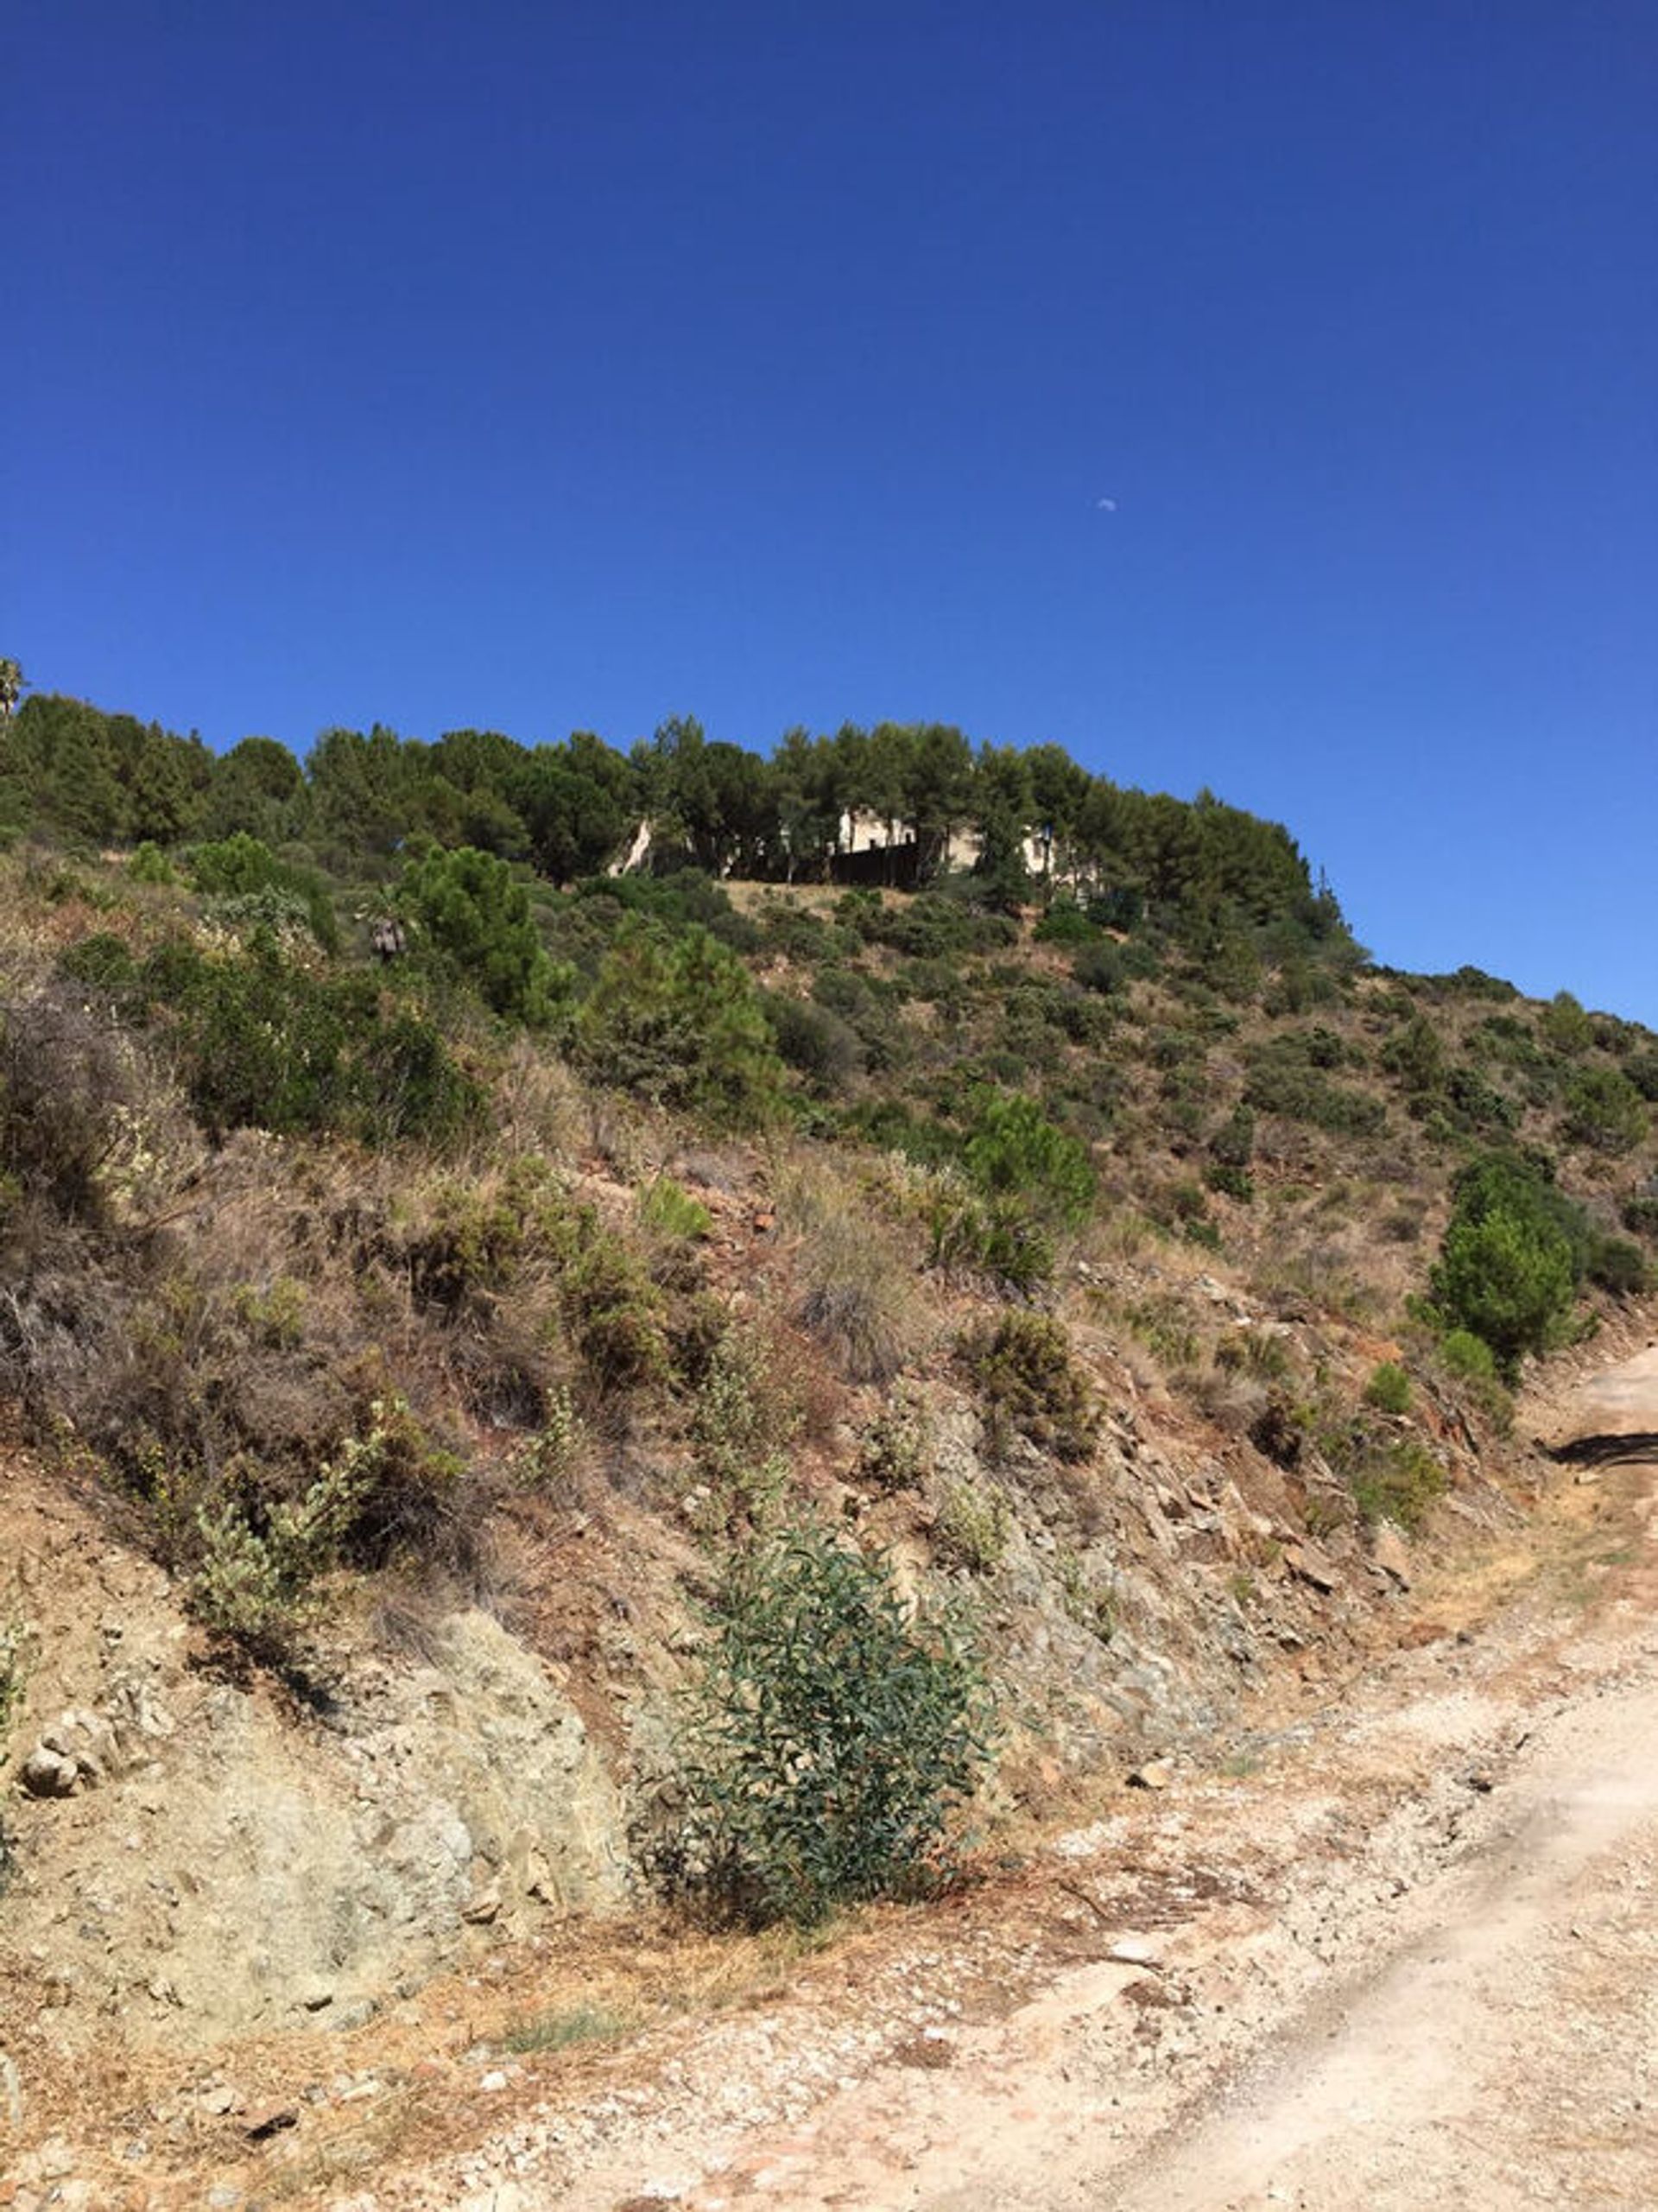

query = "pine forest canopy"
[0,686,1341,942]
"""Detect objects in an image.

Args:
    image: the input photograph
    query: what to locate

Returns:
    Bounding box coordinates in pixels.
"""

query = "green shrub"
[1433,1329,1513,1433]
[868,892,1016,960]
[1364,1361,1412,1415]
[1381,1014,1446,1097]
[1208,1101,1256,1171]
[1561,1067,1648,1155]
[188,832,338,950]
[56,931,139,996]
[129,840,177,885]
[958,1310,1097,1462]
[931,1087,1096,1288]
[400,845,569,1025]
[1347,1436,1446,1531]
[764,992,865,1088]
[557,1217,669,1393]
[150,935,482,1148]
[1431,1206,1573,1381]
[1243,1045,1386,1138]
[1439,1328,1497,1381]
[1033,895,1101,945]
[933,1480,1009,1575]
[646,1521,993,1926]
[638,1176,714,1242]
[1541,990,1593,1056]
[1071,941,1126,995]
[1440,1063,1516,1134]
[579,920,788,1129]
[1585,1235,1648,1296]
[1429,1153,1578,1379]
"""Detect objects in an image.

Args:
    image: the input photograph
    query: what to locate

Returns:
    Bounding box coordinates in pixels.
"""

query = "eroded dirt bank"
[8,1342,1658,2211]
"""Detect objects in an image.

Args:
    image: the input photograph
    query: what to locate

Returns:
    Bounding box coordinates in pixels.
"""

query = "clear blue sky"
[7,4,1655,1019]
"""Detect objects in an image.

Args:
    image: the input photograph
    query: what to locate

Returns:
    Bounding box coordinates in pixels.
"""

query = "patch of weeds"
[792,1189,923,1383]
[1123,1296,1200,1372]
[1248,1387,1308,1468]
[927,1186,1056,1292]
[638,1176,714,1242]
[957,1310,1098,1463]
[1347,1437,1446,1531]
[1219,1746,1263,1780]
[1213,1328,1290,1383]
[231,1275,308,1352]
[1,1614,35,1746]
[507,1385,587,1502]
[498,2003,632,2057]
[1300,1490,1346,1541]
[1204,1162,1255,1202]
[1363,1361,1412,1415]
[1056,1549,1116,1642]
[690,1331,801,1534]
[933,1480,1009,1575]
[857,1395,934,1493]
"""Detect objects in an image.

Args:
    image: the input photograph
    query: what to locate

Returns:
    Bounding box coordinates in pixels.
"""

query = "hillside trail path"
[396,1345,1658,2212]
[1091,1347,1658,2212]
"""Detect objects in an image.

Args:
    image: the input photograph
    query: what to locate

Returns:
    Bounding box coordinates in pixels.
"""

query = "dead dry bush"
[0,989,187,1222]
[489,1035,592,1163]
[779,1162,927,1384]
[1185,1360,1269,1439]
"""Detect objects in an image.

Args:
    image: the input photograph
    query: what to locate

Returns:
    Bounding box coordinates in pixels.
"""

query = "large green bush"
[577,919,788,1128]
[157,935,481,1146]
[1561,1066,1648,1155]
[399,845,568,1025]
[188,831,339,950]
[963,1088,1095,1222]
[647,1522,993,1926]
[929,1087,1097,1287]
[1429,1155,1577,1380]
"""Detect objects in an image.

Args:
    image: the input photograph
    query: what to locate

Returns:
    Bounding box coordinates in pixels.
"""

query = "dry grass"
[777,1158,931,1385]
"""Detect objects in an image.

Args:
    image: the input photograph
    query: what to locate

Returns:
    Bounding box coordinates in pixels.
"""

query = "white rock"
[21,1746,79,1797]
